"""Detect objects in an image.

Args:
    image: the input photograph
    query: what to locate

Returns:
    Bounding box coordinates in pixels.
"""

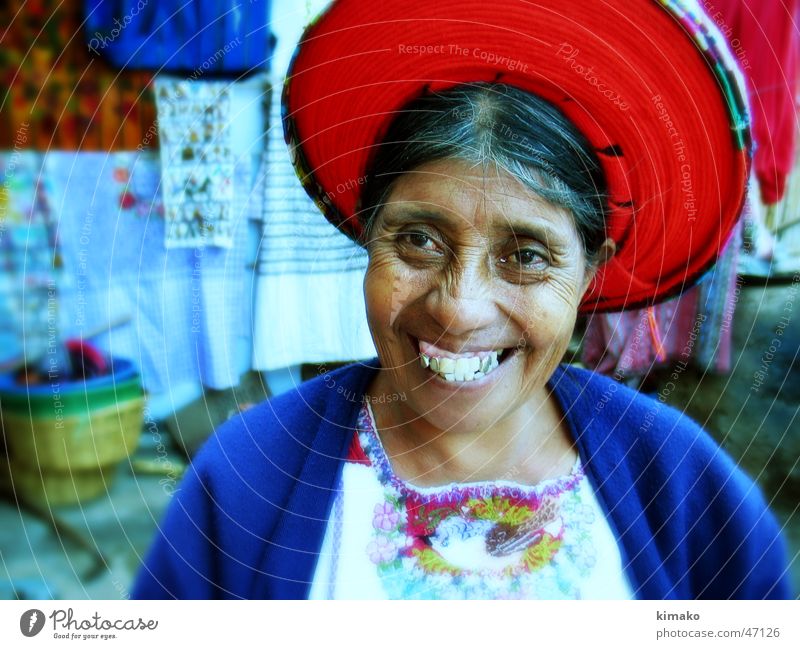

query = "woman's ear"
[581,237,616,295]
[595,237,616,266]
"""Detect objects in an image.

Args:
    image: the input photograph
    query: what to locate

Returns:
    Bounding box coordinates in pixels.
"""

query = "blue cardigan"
[132,360,791,599]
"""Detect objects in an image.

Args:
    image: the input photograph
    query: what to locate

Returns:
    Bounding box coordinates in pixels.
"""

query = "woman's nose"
[424,254,497,336]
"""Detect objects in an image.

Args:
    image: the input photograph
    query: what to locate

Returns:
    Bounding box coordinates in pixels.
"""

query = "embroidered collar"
[358,401,584,501]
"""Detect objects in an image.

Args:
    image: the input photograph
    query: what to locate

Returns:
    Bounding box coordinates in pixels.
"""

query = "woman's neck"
[365,374,577,487]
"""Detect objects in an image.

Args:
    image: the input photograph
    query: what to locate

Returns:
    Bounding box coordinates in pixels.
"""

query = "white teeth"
[418,347,507,382]
[438,357,455,374]
[454,358,470,376]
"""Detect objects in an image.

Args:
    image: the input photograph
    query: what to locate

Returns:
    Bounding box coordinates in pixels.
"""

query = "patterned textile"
[154,78,237,248]
[0,0,158,151]
[309,402,634,599]
[582,219,743,377]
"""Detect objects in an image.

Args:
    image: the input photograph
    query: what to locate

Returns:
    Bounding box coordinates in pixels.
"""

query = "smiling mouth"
[413,337,515,383]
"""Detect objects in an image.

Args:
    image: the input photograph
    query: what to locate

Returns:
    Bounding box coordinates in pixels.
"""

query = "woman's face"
[363,158,597,435]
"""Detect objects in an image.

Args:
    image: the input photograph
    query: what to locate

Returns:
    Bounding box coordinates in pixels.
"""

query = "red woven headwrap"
[283,0,751,312]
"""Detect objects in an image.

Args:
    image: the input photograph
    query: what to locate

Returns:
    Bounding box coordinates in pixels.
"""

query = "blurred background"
[0,0,798,599]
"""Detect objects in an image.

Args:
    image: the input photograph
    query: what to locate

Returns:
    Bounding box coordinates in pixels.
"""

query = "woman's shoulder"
[556,364,790,598]
[554,363,759,501]
[556,365,711,444]
[190,360,378,487]
[132,361,379,599]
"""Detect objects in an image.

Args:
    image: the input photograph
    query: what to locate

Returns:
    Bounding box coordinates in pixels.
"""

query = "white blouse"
[309,402,635,599]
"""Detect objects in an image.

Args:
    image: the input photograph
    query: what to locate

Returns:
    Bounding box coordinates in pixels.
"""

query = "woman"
[133,0,790,599]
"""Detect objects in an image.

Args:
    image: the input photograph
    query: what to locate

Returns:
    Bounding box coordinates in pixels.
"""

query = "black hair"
[358,82,608,261]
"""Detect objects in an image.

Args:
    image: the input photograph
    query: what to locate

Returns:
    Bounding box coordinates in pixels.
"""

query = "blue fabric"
[84,1,273,74]
[131,360,791,599]
[46,151,254,392]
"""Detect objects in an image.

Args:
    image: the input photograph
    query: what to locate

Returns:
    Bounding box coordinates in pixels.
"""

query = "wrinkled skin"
[363,158,611,487]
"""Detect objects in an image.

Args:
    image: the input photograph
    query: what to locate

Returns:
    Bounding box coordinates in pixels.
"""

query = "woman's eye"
[398,231,439,252]
[501,247,548,269]
[515,249,541,266]
[408,232,433,248]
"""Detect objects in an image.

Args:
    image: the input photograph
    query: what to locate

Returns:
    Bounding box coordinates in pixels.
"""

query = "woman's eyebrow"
[381,207,568,244]
[380,207,455,226]
[492,219,565,244]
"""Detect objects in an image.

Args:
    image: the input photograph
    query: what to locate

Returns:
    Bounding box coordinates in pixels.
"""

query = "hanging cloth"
[710,0,800,204]
[154,78,236,248]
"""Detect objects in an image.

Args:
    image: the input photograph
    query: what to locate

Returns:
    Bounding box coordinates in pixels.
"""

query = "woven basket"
[4,397,143,466]
[1,387,144,505]
[6,462,120,507]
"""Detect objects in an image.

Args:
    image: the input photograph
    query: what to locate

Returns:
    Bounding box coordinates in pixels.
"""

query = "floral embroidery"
[366,536,399,565]
[372,502,400,532]
[356,403,598,599]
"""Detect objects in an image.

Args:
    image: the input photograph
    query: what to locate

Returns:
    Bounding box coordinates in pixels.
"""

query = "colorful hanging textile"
[0,0,158,151]
[581,220,743,378]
